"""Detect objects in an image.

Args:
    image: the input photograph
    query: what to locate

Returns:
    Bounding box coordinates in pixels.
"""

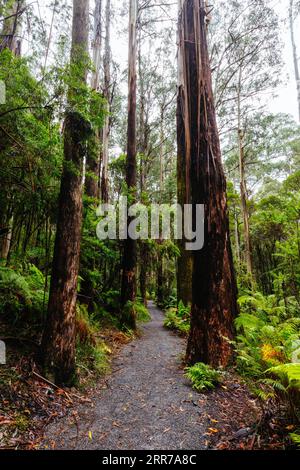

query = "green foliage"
[122,300,151,327]
[163,293,177,309]
[185,363,222,392]
[290,432,300,447]
[135,302,151,323]
[235,289,300,422]
[75,304,111,377]
[266,364,300,391]
[164,301,190,335]
[263,364,300,420]
[235,291,300,379]
[76,341,111,376]
[0,265,46,323]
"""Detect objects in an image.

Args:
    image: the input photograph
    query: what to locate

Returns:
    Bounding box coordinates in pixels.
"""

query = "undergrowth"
[234,290,300,444]
[164,301,190,335]
[185,363,223,392]
[75,304,111,382]
[0,264,47,325]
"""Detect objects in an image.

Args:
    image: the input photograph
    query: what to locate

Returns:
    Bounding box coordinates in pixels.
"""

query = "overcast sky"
[32,0,300,122]
[269,0,300,121]
[108,0,300,122]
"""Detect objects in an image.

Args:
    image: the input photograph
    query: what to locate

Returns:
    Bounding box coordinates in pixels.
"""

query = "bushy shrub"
[164,301,190,335]
[135,302,151,323]
[76,341,111,376]
[122,300,151,326]
[0,265,46,324]
[235,292,300,378]
[235,291,300,420]
[185,363,222,392]
[75,304,111,377]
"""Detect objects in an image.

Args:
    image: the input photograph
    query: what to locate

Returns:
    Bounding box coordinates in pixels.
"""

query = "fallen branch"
[32,371,73,403]
[32,370,85,402]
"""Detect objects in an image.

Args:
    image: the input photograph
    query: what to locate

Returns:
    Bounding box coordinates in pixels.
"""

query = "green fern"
[266,363,300,390]
[185,363,222,392]
[290,432,300,447]
[164,307,190,335]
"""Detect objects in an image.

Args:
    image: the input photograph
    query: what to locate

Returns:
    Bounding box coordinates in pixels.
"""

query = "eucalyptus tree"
[0,0,26,260]
[41,0,91,385]
[120,0,138,328]
[178,0,238,367]
[289,0,300,122]
[86,0,102,200]
[0,0,25,55]
[211,0,282,279]
[100,0,112,203]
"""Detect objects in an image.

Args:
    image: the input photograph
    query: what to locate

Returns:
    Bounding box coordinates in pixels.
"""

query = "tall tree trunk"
[0,0,24,55]
[139,242,148,306]
[0,1,24,259]
[1,214,13,260]
[137,38,149,306]
[41,0,90,385]
[120,0,137,329]
[238,129,253,277]
[85,0,102,200]
[138,35,146,195]
[156,111,165,309]
[159,105,165,201]
[177,4,193,307]
[289,0,300,122]
[237,69,253,279]
[179,0,238,367]
[156,253,164,308]
[234,207,241,265]
[100,0,111,203]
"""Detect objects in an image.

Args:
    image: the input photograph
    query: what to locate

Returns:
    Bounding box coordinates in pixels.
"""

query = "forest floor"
[38,302,263,450]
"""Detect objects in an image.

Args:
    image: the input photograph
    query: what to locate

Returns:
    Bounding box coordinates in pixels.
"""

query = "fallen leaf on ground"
[208,428,219,434]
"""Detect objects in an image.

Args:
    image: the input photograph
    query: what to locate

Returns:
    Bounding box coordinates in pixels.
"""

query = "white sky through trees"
[29,0,299,121]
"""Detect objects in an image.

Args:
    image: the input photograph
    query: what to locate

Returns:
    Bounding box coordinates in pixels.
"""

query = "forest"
[1,0,300,455]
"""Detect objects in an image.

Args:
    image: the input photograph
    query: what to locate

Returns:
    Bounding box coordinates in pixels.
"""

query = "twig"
[32,371,73,402]
[250,413,264,450]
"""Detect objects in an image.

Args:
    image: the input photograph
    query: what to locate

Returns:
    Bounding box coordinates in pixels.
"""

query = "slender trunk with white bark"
[289,0,300,122]
[86,0,102,200]
[121,0,137,329]
[0,0,24,55]
[101,0,111,203]
[237,68,253,278]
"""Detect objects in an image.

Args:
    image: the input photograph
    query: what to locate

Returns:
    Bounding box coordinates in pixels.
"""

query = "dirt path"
[41,302,212,450]
[41,302,259,450]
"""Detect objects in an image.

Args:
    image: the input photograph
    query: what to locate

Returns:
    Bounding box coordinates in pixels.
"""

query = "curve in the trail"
[42,302,208,450]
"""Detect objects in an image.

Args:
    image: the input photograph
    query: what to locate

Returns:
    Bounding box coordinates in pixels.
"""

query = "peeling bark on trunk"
[41,0,90,385]
[177,3,193,307]
[237,69,253,279]
[289,0,300,123]
[85,0,102,200]
[120,0,137,329]
[137,38,150,306]
[234,208,241,265]
[100,0,111,203]
[0,0,24,55]
[238,129,253,277]
[0,1,24,259]
[178,0,238,367]
[138,36,147,195]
